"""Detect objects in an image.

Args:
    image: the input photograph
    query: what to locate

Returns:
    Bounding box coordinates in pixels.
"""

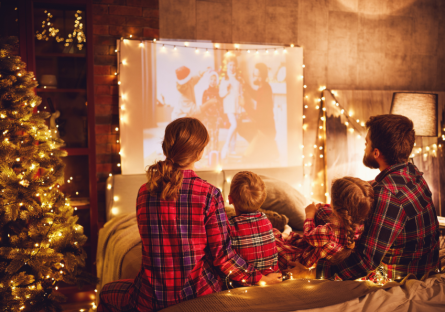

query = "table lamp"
[390,92,438,137]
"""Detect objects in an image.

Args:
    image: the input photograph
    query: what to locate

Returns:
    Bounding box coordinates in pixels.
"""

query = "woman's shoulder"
[183,171,222,197]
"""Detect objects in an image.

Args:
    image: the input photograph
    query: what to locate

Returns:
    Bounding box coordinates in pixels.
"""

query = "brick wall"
[92,0,159,223]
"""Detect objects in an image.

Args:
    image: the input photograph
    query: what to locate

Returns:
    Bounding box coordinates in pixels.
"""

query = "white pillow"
[259,175,309,230]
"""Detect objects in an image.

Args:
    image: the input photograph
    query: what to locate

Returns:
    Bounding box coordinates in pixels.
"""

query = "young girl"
[98,117,281,312]
[274,177,374,276]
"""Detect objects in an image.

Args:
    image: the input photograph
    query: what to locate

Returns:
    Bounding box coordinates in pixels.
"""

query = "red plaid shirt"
[274,207,363,270]
[133,170,262,311]
[228,212,279,275]
[316,163,440,280]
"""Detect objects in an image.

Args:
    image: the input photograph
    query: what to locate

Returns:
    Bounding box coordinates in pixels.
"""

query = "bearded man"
[289,114,440,281]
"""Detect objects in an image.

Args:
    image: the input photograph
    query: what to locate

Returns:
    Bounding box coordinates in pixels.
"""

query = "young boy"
[228,171,279,278]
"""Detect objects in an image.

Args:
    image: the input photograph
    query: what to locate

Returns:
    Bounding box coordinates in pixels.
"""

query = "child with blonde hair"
[228,171,280,277]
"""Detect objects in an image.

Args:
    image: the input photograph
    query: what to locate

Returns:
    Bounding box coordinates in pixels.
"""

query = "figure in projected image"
[242,63,279,162]
[200,70,223,153]
[171,66,204,120]
[219,56,243,161]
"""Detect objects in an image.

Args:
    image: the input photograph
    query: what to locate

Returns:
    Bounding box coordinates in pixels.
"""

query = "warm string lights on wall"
[35,10,85,50]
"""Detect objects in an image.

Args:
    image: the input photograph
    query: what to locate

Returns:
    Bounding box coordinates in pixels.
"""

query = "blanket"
[96,213,140,303]
[160,273,445,312]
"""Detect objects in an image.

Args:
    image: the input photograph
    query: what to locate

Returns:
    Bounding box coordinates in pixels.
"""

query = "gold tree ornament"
[0,37,96,312]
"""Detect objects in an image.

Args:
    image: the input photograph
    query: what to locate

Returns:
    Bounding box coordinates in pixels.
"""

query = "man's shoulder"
[375,164,434,217]
[376,164,417,196]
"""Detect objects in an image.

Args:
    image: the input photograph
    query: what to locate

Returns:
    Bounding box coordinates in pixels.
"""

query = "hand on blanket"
[258,272,283,285]
[283,261,316,280]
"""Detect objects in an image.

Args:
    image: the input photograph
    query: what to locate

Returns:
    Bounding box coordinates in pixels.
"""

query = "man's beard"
[363,151,379,169]
[253,79,261,86]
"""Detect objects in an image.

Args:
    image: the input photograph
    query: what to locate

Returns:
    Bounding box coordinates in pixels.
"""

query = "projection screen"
[118,40,304,174]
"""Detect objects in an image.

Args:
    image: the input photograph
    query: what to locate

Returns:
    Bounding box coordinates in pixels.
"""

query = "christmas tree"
[0,37,95,312]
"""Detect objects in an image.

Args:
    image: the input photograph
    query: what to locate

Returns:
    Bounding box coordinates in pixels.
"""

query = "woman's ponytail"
[146,158,183,201]
[145,118,209,200]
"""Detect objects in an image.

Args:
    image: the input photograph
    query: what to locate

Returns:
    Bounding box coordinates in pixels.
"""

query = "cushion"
[259,175,309,230]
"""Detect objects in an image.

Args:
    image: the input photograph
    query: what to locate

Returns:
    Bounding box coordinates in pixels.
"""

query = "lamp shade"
[390,92,438,137]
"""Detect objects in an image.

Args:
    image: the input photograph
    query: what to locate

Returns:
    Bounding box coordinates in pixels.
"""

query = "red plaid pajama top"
[228,212,279,275]
[274,207,364,270]
[316,162,440,280]
[132,170,262,311]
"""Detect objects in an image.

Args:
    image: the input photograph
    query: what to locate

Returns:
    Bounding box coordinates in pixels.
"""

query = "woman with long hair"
[98,117,282,312]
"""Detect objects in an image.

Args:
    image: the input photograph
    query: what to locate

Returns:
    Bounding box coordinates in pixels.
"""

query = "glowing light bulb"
[304,85,307,88]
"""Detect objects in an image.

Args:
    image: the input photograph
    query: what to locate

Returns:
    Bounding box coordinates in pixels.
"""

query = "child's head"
[329,177,374,264]
[146,117,209,200]
[229,171,267,214]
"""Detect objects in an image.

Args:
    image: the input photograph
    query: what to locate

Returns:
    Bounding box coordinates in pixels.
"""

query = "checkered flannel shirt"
[228,212,279,275]
[316,162,440,280]
[274,208,364,270]
[134,170,262,311]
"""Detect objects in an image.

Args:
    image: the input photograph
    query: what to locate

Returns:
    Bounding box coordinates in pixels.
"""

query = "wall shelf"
[36,53,86,58]
[35,88,87,93]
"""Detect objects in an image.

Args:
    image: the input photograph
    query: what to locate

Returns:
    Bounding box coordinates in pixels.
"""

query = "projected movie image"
[140,41,302,171]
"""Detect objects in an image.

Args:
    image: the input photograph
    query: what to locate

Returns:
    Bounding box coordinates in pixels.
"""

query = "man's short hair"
[230,171,267,213]
[365,114,415,165]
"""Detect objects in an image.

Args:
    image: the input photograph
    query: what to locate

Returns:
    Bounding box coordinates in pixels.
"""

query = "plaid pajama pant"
[97,279,154,312]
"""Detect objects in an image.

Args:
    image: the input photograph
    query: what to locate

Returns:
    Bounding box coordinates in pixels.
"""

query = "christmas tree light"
[0,37,96,312]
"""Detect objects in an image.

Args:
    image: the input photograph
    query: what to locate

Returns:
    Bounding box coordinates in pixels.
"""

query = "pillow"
[259,175,309,230]
[224,207,289,232]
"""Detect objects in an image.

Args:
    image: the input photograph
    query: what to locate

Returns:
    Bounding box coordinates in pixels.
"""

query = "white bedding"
[300,273,445,312]
[96,213,140,304]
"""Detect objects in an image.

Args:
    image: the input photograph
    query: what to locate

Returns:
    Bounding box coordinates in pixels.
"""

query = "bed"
[96,170,445,311]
